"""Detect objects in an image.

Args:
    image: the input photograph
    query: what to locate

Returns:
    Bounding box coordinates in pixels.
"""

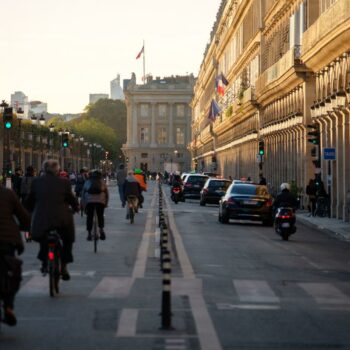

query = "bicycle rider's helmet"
[280,183,290,191]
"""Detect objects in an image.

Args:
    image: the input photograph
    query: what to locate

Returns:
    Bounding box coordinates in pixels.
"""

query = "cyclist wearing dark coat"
[0,186,30,326]
[25,160,78,280]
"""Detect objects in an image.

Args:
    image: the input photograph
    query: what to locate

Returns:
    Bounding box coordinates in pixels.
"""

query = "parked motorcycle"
[274,207,296,241]
[171,186,182,204]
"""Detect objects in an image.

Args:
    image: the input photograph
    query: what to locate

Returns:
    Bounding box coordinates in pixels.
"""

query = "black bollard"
[161,257,173,330]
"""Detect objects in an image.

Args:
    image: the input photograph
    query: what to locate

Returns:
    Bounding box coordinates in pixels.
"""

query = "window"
[158,127,167,144]
[140,104,149,117]
[176,104,185,117]
[176,127,185,145]
[140,127,149,144]
[159,104,167,117]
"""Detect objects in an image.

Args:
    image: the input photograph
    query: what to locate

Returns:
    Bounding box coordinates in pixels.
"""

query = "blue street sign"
[323,147,336,160]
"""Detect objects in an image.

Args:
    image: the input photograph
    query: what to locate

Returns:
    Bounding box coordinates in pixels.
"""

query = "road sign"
[323,148,336,160]
[256,154,264,163]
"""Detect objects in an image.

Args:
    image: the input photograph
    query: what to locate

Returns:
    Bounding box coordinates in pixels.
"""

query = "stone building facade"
[123,74,194,173]
[191,0,350,220]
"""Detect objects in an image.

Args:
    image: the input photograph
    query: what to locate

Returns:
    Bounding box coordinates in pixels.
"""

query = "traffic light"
[62,133,69,148]
[307,124,320,145]
[126,157,129,163]
[3,107,13,129]
[258,140,265,156]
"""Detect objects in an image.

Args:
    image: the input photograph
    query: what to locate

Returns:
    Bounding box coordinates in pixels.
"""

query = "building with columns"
[191,0,350,220]
[122,74,194,172]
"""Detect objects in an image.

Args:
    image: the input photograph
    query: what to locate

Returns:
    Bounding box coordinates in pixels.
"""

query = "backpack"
[0,255,22,297]
[87,178,102,194]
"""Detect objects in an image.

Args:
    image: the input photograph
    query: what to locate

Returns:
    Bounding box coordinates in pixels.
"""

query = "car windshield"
[187,176,208,185]
[230,184,269,196]
[209,181,231,189]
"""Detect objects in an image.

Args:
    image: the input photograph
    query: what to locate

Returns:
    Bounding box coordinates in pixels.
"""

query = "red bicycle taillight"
[279,215,291,219]
[48,251,55,261]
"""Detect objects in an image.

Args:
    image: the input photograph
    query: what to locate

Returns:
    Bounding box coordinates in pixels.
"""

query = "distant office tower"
[89,94,109,104]
[110,74,125,100]
[11,91,29,118]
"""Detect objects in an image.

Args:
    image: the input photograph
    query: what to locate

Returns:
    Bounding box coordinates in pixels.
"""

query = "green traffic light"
[259,150,264,155]
[5,121,12,129]
[63,142,68,148]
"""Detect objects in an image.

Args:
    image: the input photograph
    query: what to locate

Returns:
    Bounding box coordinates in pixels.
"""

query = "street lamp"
[16,107,24,168]
[0,100,11,177]
[31,115,38,167]
[48,123,55,158]
[39,114,45,162]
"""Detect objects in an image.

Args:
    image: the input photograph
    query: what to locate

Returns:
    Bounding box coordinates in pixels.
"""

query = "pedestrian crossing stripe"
[233,280,280,303]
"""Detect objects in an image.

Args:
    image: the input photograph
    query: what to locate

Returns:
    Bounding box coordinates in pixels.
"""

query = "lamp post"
[30,114,38,168]
[39,114,45,163]
[48,123,55,158]
[0,100,10,178]
[79,137,84,169]
[16,107,24,169]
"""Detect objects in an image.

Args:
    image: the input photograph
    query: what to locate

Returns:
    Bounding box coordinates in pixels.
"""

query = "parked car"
[218,183,274,225]
[182,174,209,199]
[200,178,231,206]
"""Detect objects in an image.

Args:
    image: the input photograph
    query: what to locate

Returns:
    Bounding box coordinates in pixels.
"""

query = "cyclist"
[0,184,30,326]
[82,170,109,241]
[25,160,79,281]
[123,171,142,219]
[134,168,147,208]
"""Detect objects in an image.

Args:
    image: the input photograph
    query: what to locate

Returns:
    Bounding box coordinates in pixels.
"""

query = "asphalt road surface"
[1,181,350,350]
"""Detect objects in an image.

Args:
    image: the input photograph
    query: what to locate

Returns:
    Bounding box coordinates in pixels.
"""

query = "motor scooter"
[274,207,296,241]
[171,186,182,204]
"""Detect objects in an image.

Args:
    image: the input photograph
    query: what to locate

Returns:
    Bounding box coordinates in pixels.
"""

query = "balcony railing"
[256,45,301,94]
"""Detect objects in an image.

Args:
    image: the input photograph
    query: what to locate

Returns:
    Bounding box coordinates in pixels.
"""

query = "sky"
[0,0,220,114]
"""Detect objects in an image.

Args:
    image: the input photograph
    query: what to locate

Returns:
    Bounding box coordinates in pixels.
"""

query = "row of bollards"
[158,181,173,330]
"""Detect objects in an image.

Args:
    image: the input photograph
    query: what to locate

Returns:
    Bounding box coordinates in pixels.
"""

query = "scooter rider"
[273,183,298,211]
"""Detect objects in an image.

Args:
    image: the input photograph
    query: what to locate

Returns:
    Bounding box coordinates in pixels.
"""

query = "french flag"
[208,99,221,122]
[215,73,229,96]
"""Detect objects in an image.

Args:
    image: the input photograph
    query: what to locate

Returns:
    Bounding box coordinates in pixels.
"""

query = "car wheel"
[200,199,206,206]
[221,211,229,224]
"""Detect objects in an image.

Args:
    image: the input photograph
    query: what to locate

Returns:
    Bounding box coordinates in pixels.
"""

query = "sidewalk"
[297,211,350,241]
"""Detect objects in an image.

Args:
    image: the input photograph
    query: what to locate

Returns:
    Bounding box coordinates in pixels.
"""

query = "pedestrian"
[306,179,317,216]
[25,159,79,280]
[0,185,30,326]
[82,170,109,241]
[20,166,35,204]
[116,164,127,207]
[259,174,267,185]
[11,167,22,198]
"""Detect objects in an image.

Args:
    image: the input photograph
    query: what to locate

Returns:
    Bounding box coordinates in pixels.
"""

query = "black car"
[182,174,209,199]
[200,178,231,206]
[218,183,274,225]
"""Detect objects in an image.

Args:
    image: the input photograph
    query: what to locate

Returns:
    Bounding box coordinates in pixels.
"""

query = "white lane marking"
[298,283,350,305]
[132,187,157,279]
[233,280,280,303]
[18,276,48,296]
[18,317,65,321]
[165,346,186,350]
[217,303,280,310]
[89,277,133,298]
[164,191,222,350]
[22,270,96,278]
[163,193,195,279]
[166,339,186,344]
[116,308,139,337]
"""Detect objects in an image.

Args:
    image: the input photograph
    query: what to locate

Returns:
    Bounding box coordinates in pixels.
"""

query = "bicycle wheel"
[129,206,134,224]
[54,253,60,294]
[49,264,55,297]
[93,209,98,253]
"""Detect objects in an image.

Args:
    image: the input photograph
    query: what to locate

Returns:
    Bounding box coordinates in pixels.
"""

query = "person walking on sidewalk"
[116,164,127,207]
[82,170,109,241]
[306,179,317,216]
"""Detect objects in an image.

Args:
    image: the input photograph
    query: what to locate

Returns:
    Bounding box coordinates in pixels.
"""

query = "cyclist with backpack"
[0,183,31,326]
[82,170,109,241]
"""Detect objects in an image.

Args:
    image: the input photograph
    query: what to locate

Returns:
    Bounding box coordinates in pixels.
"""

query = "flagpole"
[143,39,146,84]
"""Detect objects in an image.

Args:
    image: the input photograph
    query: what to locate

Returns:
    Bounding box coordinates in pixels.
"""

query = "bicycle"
[127,195,139,224]
[314,196,330,217]
[47,230,62,297]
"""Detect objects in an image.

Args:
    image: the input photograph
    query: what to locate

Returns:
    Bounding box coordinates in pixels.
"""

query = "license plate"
[282,222,290,228]
[194,185,200,188]
[243,200,257,205]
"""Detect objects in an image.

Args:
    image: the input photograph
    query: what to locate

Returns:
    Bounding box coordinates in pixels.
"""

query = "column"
[132,105,138,147]
[168,103,174,147]
[336,112,344,219]
[150,103,157,147]
[342,109,350,221]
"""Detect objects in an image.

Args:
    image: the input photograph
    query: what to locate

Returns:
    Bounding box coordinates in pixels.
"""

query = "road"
[1,181,350,350]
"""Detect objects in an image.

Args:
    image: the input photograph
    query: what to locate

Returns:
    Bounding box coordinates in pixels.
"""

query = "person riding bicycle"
[82,170,109,241]
[273,183,298,212]
[0,184,30,326]
[133,168,147,208]
[123,171,142,219]
[25,160,79,281]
